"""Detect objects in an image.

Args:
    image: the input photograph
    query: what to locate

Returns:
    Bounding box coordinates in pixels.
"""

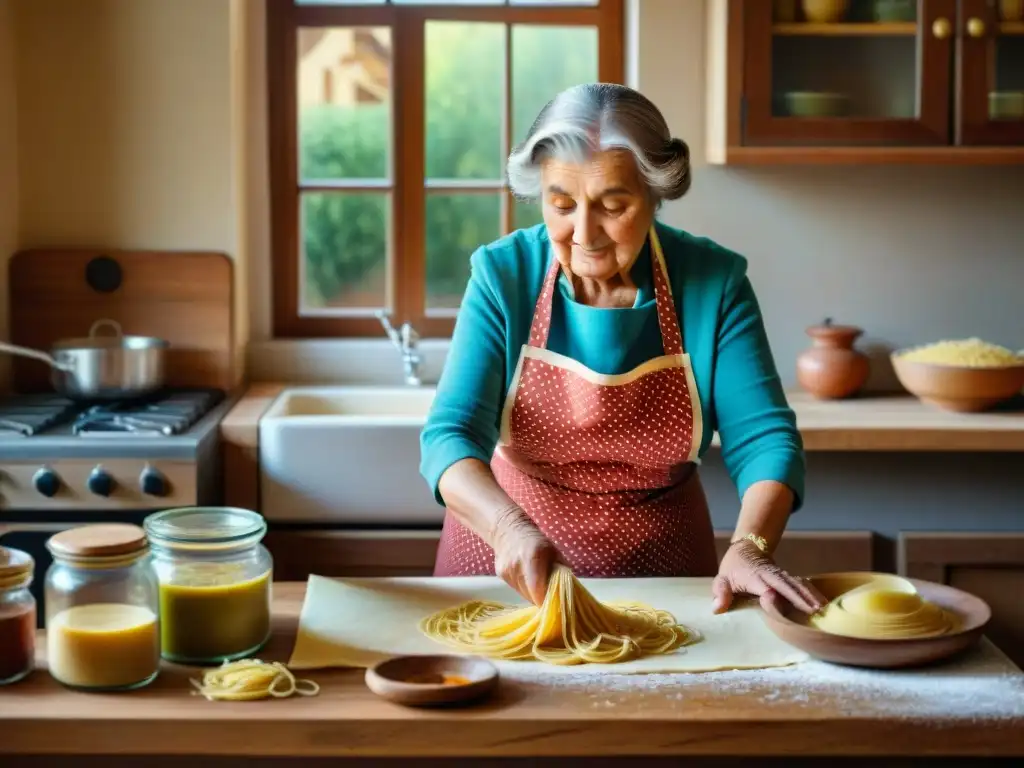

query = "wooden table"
[3,582,1024,766]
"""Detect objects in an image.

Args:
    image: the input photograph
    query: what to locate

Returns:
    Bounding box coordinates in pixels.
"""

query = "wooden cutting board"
[8,249,234,393]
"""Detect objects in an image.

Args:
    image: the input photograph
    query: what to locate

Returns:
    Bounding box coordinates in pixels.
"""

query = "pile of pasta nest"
[809,574,961,640]
[419,564,701,665]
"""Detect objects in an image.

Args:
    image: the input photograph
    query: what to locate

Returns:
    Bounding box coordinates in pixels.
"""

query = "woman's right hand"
[491,506,559,605]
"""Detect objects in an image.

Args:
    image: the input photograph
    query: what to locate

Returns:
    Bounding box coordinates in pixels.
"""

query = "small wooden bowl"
[364,655,499,707]
[762,571,991,669]
[891,355,1024,412]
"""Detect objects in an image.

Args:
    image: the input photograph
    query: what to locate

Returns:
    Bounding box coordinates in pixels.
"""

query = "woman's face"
[540,150,655,284]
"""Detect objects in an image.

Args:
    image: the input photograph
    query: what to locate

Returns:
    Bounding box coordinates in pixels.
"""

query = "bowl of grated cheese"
[891,338,1024,412]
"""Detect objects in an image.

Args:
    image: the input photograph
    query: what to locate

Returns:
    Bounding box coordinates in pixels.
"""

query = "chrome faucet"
[375,311,422,386]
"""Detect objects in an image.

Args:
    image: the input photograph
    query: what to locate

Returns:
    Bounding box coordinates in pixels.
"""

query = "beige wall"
[4,0,250,383]
[2,0,1022,389]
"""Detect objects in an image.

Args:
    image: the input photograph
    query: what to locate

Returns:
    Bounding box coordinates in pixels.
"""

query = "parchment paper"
[288,574,809,675]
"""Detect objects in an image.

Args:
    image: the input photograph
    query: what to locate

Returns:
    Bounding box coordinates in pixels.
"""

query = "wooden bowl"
[761,571,991,669]
[364,655,499,707]
[891,354,1024,412]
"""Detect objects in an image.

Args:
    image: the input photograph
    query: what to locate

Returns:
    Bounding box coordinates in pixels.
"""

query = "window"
[267,0,625,337]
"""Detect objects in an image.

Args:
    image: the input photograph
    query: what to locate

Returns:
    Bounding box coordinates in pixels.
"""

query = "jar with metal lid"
[144,507,273,665]
[0,547,36,685]
[45,524,160,691]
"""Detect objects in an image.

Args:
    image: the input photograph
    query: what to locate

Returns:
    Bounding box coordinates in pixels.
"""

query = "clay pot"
[796,318,870,399]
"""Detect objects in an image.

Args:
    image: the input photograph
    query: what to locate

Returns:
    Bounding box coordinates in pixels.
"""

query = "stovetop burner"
[0,389,225,438]
[0,394,79,436]
[73,389,225,436]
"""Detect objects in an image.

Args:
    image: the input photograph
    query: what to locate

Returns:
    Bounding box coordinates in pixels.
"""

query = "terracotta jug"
[796,318,870,399]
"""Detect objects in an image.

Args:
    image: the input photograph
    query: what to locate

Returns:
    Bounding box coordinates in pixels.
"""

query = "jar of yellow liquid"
[44,524,160,691]
[144,507,272,665]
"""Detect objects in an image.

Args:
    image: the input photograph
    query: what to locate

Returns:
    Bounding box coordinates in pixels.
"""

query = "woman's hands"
[712,540,826,615]
[491,505,560,605]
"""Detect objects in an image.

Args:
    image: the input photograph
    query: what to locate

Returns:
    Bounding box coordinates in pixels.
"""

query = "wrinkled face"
[540,149,655,283]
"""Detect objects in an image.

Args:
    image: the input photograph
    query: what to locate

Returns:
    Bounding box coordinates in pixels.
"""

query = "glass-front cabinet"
[959,0,1024,143]
[714,0,1024,158]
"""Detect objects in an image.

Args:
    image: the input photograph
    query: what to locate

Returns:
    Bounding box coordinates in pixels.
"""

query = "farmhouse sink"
[259,386,442,524]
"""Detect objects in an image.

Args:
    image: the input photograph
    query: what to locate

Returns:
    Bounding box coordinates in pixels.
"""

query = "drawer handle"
[966,17,986,37]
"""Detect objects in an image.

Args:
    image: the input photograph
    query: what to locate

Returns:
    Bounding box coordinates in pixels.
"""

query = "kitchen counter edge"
[221,383,1024,453]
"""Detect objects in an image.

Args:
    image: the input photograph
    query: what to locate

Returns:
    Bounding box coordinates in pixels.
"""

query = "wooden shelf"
[712,145,1024,166]
[1001,21,1024,35]
[773,22,917,36]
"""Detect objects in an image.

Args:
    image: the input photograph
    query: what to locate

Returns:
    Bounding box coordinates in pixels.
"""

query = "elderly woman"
[420,83,823,616]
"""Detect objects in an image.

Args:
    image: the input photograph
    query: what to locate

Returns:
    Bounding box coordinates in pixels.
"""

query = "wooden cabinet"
[707,0,1024,163]
[900,532,1024,668]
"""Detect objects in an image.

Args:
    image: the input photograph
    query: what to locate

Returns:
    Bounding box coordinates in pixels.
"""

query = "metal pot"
[0,319,168,401]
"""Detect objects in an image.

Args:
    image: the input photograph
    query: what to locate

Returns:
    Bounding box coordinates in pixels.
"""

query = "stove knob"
[33,468,62,497]
[140,467,168,497]
[87,467,115,497]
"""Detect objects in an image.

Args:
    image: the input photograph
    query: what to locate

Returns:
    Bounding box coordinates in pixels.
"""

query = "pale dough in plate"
[287,574,808,675]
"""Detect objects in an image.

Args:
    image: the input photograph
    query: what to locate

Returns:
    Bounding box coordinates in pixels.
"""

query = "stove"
[0,389,223,438]
[0,387,235,624]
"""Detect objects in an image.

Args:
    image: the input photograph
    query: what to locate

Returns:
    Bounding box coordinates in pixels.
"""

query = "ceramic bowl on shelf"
[989,91,1024,120]
[801,0,850,23]
[761,572,991,669]
[890,354,1024,412]
[784,91,851,117]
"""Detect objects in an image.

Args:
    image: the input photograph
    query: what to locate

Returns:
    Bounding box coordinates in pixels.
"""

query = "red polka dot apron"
[434,226,718,579]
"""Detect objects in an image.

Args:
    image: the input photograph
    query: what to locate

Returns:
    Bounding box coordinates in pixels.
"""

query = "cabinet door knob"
[931,17,951,39]
[966,17,986,37]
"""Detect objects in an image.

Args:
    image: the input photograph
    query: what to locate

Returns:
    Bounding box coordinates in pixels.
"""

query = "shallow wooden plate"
[364,655,499,707]
[762,571,992,669]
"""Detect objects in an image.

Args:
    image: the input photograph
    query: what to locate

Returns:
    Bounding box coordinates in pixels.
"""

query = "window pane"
[301,192,389,312]
[511,25,598,144]
[511,0,599,5]
[298,27,391,181]
[425,22,504,180]
[425,193,501,310]
[296,1,385,5]
[513,198,544,231]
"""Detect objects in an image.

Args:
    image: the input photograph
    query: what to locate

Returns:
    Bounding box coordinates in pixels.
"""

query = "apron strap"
[527,226,684,356]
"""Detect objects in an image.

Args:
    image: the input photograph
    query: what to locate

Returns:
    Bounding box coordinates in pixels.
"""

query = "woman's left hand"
[712,540,826,615]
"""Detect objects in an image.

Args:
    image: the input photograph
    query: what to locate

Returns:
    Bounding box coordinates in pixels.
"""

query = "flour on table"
[500,639,1024,722]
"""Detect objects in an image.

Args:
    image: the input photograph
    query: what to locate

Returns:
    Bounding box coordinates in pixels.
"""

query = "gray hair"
[506,83,690,204]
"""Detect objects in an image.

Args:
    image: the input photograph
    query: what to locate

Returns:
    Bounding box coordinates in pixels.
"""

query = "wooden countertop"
[221,383,1024,453]
[3,582,1024,760]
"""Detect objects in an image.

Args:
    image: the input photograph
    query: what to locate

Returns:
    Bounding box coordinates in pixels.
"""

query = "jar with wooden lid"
[44,524,160,691]
[144,507,273,665]
[0,547,36,685]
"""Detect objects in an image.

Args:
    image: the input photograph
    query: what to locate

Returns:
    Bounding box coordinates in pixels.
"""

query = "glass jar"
[144,507,273,665]
[45,524,160,691]
[0,547,36,685]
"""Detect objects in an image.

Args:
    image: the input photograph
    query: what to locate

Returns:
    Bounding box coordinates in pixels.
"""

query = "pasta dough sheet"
[288,575,808,675]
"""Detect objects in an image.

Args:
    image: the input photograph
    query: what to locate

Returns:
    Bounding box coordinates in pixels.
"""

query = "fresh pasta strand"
[190,658,320,701]
[810,576,960,640]
[419,565,700,666]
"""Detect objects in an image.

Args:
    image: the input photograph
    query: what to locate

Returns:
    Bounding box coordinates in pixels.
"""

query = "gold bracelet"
[730,532,769,553]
